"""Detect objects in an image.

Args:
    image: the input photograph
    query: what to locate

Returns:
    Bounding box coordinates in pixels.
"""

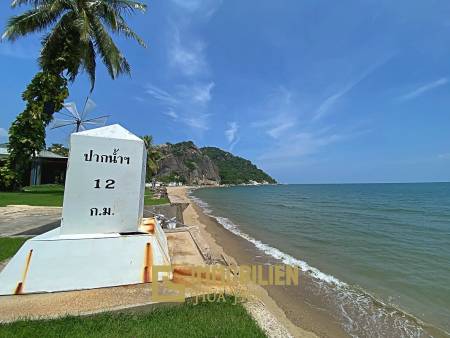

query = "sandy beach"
[167,186,347,338]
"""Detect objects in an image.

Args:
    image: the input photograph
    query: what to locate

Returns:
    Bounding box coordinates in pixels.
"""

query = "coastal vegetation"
[142,135,163,182]
[1,0,147,190]
[144,140,276,185]
[47,144,69,157]
[202,147,277,185]
[0,297,266,337]
[144,188,169,205]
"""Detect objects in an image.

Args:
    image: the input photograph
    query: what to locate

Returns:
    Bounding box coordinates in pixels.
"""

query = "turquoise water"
[192,183,450,336]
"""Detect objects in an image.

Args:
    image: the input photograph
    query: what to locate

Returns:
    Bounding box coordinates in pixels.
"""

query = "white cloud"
[259,129,365,162]
[143,1,220,134]
[184,115,210,130]
[438,153,450,160]
[259,132,334,160]
[225,122,239,151]
[398,78,448,102]
[225,122,238,142]
[313,56,393,121]
[193,82,214,103]
[170,0,222,18]
[171,0,204,11]
[267,122,295,139]
[251,87,298,140]
[229,138,239,151]
[169,28,208,77]
[164,110,178,120]
[250,86,368,165]
[145,84,178,106]
[133,96,146,103]
[145,83,214,131]
[179,82,214,105]
[313,90,349,122]
[167,0,222,77]
[0,127,8,138]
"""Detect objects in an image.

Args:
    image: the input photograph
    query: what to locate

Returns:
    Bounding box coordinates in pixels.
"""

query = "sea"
[191,183,450,337]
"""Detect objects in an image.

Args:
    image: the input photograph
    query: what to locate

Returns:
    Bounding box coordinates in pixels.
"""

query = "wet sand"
[168,186,347,338]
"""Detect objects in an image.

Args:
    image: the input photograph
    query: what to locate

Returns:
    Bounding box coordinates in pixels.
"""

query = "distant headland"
[149,141,276,186]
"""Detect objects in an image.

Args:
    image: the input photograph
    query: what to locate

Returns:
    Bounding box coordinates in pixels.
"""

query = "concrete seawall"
[144,203,189,224]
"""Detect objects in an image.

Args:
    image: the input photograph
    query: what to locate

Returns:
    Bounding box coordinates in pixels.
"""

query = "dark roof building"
[0,144,68,185]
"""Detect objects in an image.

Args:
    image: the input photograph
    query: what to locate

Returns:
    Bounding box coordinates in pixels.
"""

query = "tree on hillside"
[47,143,69,157]
[142,135,162,182]
[1,0,147,190]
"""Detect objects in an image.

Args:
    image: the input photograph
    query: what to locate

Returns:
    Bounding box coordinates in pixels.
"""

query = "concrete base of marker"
[0,219,171,295]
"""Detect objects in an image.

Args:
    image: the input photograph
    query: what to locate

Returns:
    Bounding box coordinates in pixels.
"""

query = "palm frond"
[39,12,74,69]
[97,3,146,48]
[90,15,131,78]
[2,3,65,41]
[5,0,145,92]
[96,3,120,30]
[82,40,97,92]
[102,0,147,14]
[116,19,146,47]
[10,0,44,8]
[73,10,91,43]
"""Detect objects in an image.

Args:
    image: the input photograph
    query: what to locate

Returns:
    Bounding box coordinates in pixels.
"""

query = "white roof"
[0,147,8,158]
[74,124,142,142]
[37,150,67,159]
[0,146,66,159]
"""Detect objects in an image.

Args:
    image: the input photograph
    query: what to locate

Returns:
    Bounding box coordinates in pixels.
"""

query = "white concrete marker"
[0,125,171,295]
[61,124,146,234]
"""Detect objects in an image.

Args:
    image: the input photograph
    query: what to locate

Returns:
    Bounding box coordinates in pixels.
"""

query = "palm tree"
[0,0,146,190]
[142,135,153,150]
[2,0,147,90]
[142,135,161,181]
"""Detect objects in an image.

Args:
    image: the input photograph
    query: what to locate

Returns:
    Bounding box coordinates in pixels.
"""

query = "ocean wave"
[214,215,344,286]
[188,189,440,338]
[189,190,344,285]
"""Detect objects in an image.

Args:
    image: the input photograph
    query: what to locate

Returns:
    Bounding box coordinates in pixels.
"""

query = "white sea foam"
[189,191,344,286]
[215,216,346,286]
[188,189,433,338]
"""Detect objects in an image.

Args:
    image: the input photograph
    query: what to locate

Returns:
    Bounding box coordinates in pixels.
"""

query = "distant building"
[0,144,8,161]
[0,144,68,186]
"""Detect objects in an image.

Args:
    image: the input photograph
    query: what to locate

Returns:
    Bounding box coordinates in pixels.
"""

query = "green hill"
[201,147,277,185]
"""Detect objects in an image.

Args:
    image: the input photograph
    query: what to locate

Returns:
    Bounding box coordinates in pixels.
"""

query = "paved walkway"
[0,206,62,237]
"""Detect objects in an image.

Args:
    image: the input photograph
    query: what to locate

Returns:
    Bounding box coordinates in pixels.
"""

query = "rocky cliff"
[155,141,220,185]
[153,141,276,185]
[201,147,277,185]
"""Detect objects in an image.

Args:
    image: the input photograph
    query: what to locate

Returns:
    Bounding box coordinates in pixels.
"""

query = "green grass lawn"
[21,184,65,193]
[0,237,27,262]
[0,184,64,207]
[144,188,170,206]
[0,185,169,207]
[0,296,266,338]
[0,192,64,207]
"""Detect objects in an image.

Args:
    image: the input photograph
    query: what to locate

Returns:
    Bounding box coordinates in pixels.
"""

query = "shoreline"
[168,186,449,338]
[167,186,345,338]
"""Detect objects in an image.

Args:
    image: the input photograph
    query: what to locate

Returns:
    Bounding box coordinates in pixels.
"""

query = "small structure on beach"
[0,144,68,186]
[29,150,67,185]
[0,124,171,295]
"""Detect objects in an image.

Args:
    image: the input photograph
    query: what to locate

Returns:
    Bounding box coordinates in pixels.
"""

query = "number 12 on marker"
[94,179,115,189]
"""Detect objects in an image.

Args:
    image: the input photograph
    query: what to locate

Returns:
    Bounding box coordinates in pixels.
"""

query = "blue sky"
[1,0,450,183]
